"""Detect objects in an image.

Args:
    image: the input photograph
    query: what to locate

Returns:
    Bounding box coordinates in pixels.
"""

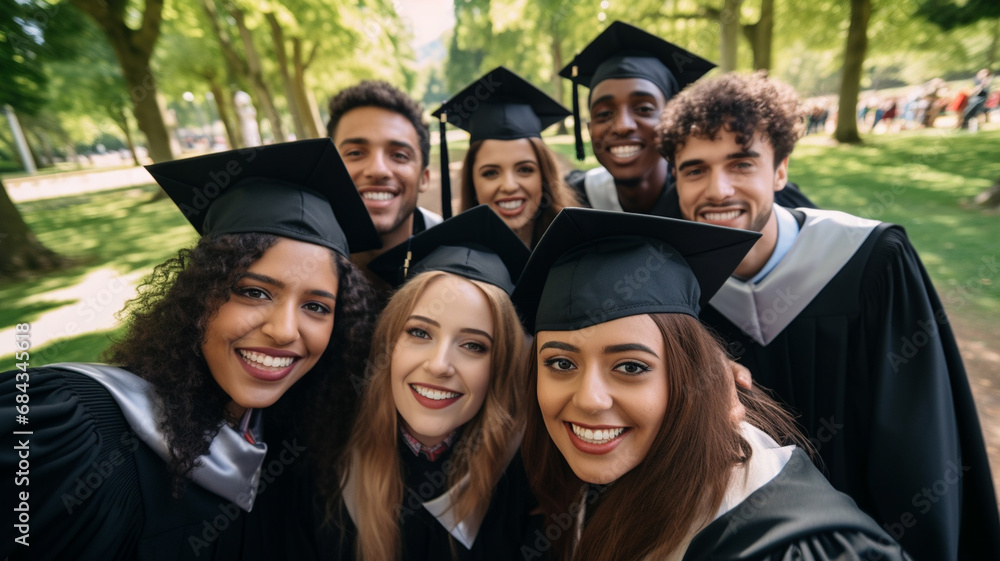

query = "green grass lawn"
[792,129,1000,324]
[0,184,195,366]
[2,128,997,367]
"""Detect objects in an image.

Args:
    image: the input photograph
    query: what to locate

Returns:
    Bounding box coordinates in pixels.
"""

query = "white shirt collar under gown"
[708,207,881,346]
[583,167,624,212]
[50,362,267,512]
[341,431,521,550]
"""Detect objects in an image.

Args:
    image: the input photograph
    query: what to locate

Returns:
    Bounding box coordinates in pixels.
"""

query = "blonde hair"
[341,271,527,561]
[459,137,580,247]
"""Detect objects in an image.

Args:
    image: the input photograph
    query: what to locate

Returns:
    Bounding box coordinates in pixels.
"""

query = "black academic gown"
[326,436,541,560]
[683,450,911,561]
[699,214,1000,561]
[565,167,815,215]
[0,367,304,561]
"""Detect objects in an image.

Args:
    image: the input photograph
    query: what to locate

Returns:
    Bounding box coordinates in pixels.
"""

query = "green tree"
[0,0,67,275]
[834,0,871,144]
[47,9,142,164]
[156,3,243,149]
[0,0,51,116]
[917,0,1000,31]
[446,0,491,93]
[70,0,175,162]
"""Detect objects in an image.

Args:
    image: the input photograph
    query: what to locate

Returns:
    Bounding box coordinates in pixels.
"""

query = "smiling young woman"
[513,208,912,561]
[434,67,579,248]
[0,139,379,561]
[324,206,538,561]
[459,136,577,248]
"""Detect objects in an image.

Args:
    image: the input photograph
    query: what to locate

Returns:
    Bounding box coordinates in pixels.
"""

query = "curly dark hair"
[103,233,376,492]
[657,71,806,169]
[326,80,430,169]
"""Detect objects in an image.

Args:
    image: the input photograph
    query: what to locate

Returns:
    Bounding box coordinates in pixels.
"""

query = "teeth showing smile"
[363,192,395,201]
[610,145,642,159]
[496,200,525,210]
[239,350,295,369]
[412,384,461,400]
[571,423,626,444]
[703,210,741,221]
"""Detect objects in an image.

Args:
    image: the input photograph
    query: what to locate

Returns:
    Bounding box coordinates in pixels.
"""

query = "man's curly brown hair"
[104,233,376,493]
[326,80,431,169]
[657,71,806,169]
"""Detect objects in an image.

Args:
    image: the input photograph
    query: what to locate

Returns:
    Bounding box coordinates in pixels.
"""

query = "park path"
[7,156,1000,500]
[6,162,155,203]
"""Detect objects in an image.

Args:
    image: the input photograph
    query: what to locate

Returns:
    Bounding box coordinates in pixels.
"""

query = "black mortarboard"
[559,21,716,160]
[146,138,381,257]
[431,66,571,221]
[511,208,760,333]
[367,205,529,295]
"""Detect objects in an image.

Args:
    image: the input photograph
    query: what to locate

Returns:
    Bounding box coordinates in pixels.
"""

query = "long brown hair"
[339,271,527,561]
[459,137,579,247]
[521,313,805,561]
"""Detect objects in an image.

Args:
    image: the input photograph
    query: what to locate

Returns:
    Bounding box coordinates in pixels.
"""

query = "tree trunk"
[208,78,241,149]
[116,106,141,166]
[834,0,871,144]
[0,179,67,277]
[719,0,744,72]
[292,37,322,138]
[229,6,285,141]
[741,0,773,70]
[551,29,568,135]
[23,131,48,170]
[38,132,56,167]
[70,0,173,163]
[266,13,306,139]
[124,67,173,162]
[988,17,999,70]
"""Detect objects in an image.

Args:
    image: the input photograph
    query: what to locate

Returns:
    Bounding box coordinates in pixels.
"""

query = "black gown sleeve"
[749,531,911,561]
[859,228,1000,560]
[0,368,144,561]
[684,450,912,561]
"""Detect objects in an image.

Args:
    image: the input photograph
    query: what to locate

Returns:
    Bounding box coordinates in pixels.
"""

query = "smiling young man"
[561,21,813,217]
[659,71,1000,561]
[327,81,443,289]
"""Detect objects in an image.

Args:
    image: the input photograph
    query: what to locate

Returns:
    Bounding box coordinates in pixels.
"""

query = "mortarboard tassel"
[439,113,453,219]
[571,65,584,161]
[402,235,414,279]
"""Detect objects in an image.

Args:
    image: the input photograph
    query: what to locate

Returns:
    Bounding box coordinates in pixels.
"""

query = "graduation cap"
[559,21,716,160]
[367,205,530,295]
[511,208,760,333]
[145,138,381,257]
[431,66,571,221]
